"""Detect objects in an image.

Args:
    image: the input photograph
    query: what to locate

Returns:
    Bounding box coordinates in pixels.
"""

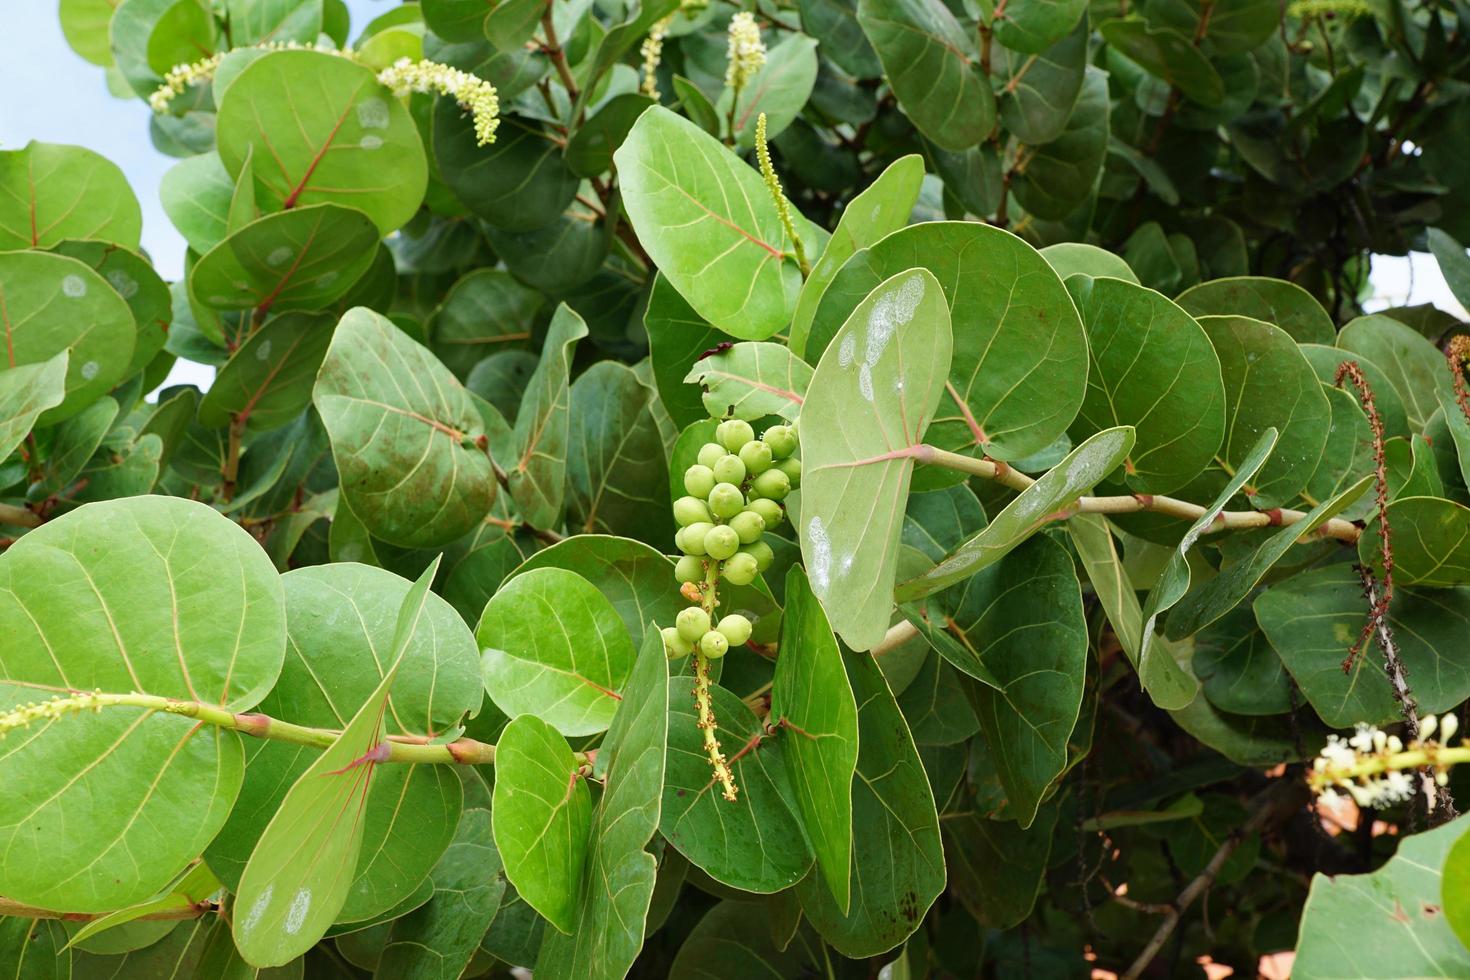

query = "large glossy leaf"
[790,154,924,358]
[1176,276,1335,345]
[1336,314,1449,432]
[0,497,285,912]
[205,561,480,926]
[662,679,812,892]
[198,312,333,430]
[0,250,135,423]
[1256,562,1470,727]
[313,306,496,548]
[217,50,428,234]
[895,427,1136,602]
[998,18,1088,146]
[535,629,669,979]
[508,305,586,530]
[615,106,802,340]
[857,0,993,152]
[0,142,142,250]
[50,239,171,378]
[1100,20,1224,105]
[1067,275,1225,493]
[1010,65,1111,221]
[810,221,1089,464]
[493,714,591,933]
[799,268,952,650]
[682,341,811,422]
[189,204,378,313]
[0,353,67,460]
[1293,815,1470,978]
[566,362,673,546]
[1360,496,1470,587]
[434,111,577,234]
[478,566,636,736]
[771,566,860,912]
[427,269,541,379]
[729,33,821,149]
[795,652,943,958]
[232,561,439,967]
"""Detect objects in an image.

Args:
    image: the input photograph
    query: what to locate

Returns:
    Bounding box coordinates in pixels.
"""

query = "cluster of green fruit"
[661,419,800,661]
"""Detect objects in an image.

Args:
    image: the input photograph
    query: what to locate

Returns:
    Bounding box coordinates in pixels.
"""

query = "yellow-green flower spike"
[755,113,809,277]
[378,58,501,146]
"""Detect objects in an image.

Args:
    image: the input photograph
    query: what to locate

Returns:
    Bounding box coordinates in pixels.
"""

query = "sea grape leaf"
[795,652,944,958]
[492,714,591,933]
[895,426,1136,602]
[1100,19,1225,105]
[535,629,670,978]
[427,269,541,379]
[998,18,1089,145]
[0,497,285,912]
[729,33,821,149]
[1336,314,1449,432]
[49,239,171,377]
[0,353,68,460]
[771,566,860,913]
[1041,242,1139,283]
[1176,276,1335,345]
[1193,604,1293,716]
[508,305,587,530]
[615,106,802,341]
[478,567,636,737]
[232,559,439,968]
[683,341,812,422]
[1360,496,1470,587]
[645,273,735,429]
[668,900,824,979]
[798,268,953,650]
[217,50,428,234]
[943,804,1059,929]
[313,306,496,548]
[1009,65,1111,222]
[199,312,333,431]
[0,142,142,250]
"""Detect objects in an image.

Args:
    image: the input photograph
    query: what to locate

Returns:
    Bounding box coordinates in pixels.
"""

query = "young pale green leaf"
[810,221,1089,465]
[790,154,924,358]
[615,106,801,341]
[1176,276,1336,345]
[478,567,636,736]
[771,566,859,913]
[857,0,993,151]
[1336,314,1449,432]
[1067,276,1226,494]
[1294,814,1470,978]
[217,50,427,234]
[1067,513,1197,710]
[799,268,953,650]
[232,558,440,968]
[64,861,221,952]
[157,153,233,254]
[795,652,943,958]
[509,305,587,530]
[662,678,812,893]
[0,250,135,423]
[895,426,1136,602]
[0,142,142,250]
[1360,496,1470,587]
[0,352,67,460]
[682,341,812,422]
[0,497,285,912]
[189,204,378,313]
[198,312,333,430]
[1166,474,1372,638]
[493,714,591,933]
[313,306,496,548]
[565,362,673,546]
[535,629,670,979]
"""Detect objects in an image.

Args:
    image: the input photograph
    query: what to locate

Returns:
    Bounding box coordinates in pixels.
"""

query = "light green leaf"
[1361,496,1470,587]
[730,34,820,149]
[896,427,1135,602]
[509,305,586,530]
[64,862,220,952]
[226,0,323,45]
[232,559,440,968]
[478,567,636,736]
[313,306,496,548]
[798,268,953,650]
[60,0,117,65]
[159,152,235,256]
[1176,276,1335,345]
[615,106,802,341]
[1337,313,1449,432]
[1040,242,1139,283]
[0,353,68,460]
[771,565,859,912]
[217,50,428,234]
[0,142,142,250]
[795,652,943,958]
[199,312,333,431]
[493,714,591,933]
[682,341,812,422]
[0,497,285,912]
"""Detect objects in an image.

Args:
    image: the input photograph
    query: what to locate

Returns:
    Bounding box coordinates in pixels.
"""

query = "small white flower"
[724,12,765,91]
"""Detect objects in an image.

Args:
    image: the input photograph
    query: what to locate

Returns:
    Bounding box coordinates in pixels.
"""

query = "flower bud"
[677,606,711,643]
[705,524,741,560]
[708,483,745,519]
[684,464,717,499]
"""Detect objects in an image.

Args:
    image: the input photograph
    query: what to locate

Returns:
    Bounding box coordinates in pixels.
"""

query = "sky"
[0,0,1462,392]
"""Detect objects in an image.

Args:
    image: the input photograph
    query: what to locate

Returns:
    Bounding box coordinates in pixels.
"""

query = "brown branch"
[0,503,41,529]
[1334,360,1393,673]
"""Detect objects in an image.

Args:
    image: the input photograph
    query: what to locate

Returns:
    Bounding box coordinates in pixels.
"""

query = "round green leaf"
[50,239,171,378]
[1337,313,1450,433]
[60,0,117,65]
[995,0,1088,53]
[1040,242,1139,283]
[1100,20,1224,106]
[1361,496,1470,587]
[1175,277,1335,345]
[434,110,578,234]
[0,142,142,250]
[998,19,1088,146]
[199,312,335,430]
[427,269,542,378]
[1010,66,1110,221]
[1298,343,1411,440]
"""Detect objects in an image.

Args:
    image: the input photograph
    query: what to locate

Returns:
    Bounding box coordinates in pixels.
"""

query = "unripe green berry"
[751,468,790,501]
[747,498,783,528]
[729,510,765,544]
[662,626,693,658]
[704,524,740,560]
[697,442,726,469]
[717,613,752,647]
[676,606,711,643]
[699,629,729,659]
[775,456,801,488]
[708,483,745,519]
[680,521,714,556]
[717,418,755,452]
[738,440,773,475]
[712,454,746,485]
[675,554,704,583]
[674,495,712,527]
[721,551,759,586]
[742,540,775,573]
[764,424,797,459]
[684,464,717,499]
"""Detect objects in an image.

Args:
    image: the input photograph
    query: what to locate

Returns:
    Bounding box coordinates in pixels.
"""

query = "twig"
[0,503,41,529]
[0,896,216,922]
[1334,361,1393,673]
